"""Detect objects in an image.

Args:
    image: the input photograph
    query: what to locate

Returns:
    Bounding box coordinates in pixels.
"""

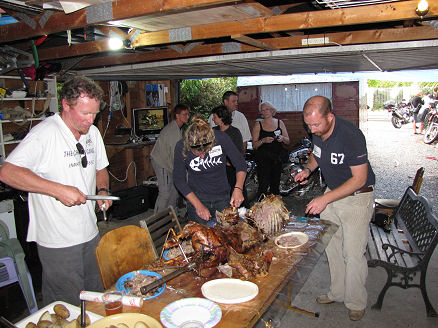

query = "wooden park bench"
[367,187,438,317]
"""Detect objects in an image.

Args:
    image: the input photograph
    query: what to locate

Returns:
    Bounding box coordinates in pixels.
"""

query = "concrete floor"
[4,111,438,327]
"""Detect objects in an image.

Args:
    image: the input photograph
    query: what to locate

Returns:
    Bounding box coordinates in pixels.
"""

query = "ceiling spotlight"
[416,0,429,18]
[108,37,123,50]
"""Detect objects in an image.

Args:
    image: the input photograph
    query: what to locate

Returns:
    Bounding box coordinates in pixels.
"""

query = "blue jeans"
[186,195,230,226]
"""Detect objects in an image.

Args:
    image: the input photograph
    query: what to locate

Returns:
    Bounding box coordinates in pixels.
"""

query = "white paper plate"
[88,313,162,328]
[16,301,103,328]
[274,231,309,249]
[160,297,221,328]
[201,278,259,304]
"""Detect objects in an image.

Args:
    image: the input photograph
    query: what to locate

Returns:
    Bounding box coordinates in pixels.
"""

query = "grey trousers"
[151,158,178,213]
[37,234,103,306]
[321,189,374,311]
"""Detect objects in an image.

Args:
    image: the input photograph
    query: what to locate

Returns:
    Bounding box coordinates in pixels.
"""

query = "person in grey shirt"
[150,104,190,213]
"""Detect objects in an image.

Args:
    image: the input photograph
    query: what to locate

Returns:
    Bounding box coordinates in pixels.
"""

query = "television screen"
[133,107,168,137]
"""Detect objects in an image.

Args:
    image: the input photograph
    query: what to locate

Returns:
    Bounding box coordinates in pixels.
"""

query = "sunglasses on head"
[76,142,88,168]
[190,142,212,149]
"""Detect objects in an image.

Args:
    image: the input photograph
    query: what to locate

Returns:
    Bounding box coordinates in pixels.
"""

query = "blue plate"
[116,270,165,300]
[162,249,170,261]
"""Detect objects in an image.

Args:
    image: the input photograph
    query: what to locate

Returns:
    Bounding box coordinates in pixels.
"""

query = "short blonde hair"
[182,116,215,157]
[259,101,277,115]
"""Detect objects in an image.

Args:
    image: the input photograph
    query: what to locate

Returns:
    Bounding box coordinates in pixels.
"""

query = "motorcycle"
[384,100,396,112]
[391,100,413,129]
[279,137,325,196]
[423,100,438,144]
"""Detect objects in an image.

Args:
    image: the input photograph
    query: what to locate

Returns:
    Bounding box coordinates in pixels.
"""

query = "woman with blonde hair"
[252,101,290,198]
[173,116,246,226]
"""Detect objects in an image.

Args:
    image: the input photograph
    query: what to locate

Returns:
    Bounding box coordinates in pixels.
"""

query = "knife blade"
[86,195,120,201]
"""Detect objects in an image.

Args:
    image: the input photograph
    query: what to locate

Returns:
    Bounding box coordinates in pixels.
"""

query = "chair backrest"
[395,187,438,257]
[411,167,424,194]
[139,206,182,256]
[95,225,157,289]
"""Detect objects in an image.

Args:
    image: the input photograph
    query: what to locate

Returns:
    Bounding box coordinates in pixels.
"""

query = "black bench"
[367,187,438,317]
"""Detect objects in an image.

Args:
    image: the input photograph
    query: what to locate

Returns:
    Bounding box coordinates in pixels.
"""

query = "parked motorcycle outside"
[383,99,396,112]
[278,137,325,196]
[391,99,413,129]
[423,100,438,144]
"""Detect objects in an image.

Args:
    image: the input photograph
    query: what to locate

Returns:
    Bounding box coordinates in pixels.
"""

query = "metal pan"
[86,195,120,201]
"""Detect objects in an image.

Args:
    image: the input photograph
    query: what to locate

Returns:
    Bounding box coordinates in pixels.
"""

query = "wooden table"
[86,219,337,327]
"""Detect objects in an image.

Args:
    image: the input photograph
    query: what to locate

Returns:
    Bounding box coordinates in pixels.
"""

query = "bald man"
[295,96,375,321]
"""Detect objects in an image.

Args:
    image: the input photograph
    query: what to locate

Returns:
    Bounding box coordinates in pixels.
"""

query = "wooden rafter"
[231,34,278,50]
[131,1,438,48]
[0,0,241,43]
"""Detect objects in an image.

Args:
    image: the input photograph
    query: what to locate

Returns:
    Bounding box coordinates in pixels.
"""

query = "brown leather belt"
[353,186,374,196]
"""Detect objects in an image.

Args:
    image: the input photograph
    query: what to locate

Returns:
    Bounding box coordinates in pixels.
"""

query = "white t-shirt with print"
[6,113,109,248]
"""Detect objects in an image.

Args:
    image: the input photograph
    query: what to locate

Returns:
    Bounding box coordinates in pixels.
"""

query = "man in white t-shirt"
[0,76,111,305]
[209,91,251,150]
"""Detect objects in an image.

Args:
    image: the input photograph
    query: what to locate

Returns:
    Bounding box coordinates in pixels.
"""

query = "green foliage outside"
[372,89,387,110]
[179,77,237,119]
[367,80,413,88]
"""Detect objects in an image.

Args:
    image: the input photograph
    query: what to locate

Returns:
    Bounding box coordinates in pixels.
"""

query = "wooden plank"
[0,0,240,43]
[390,221,415,268]
[87,221,334,327]
[232,34,278,50]
[132,1,438,48]
[370,224,388,261]
[116,3,272,32]
[367,226,378,260]
[385,228,405,266]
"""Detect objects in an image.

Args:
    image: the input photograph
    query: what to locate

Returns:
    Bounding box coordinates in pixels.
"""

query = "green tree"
[180,77,237,119]
[368,80,413,88]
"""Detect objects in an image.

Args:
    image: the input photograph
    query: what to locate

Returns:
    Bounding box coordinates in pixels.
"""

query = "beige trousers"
[321,189,374,311]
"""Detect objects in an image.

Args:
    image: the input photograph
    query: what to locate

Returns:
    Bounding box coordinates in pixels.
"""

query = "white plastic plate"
[274,231,309,249]
[201,278,259,304]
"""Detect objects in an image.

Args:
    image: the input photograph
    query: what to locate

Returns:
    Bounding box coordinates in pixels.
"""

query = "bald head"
[303,96,332,117]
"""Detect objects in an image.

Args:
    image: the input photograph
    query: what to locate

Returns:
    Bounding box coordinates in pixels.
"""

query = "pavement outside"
[2,110,438,327]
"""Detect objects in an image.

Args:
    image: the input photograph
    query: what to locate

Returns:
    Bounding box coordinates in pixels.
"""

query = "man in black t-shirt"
[295,96,375,322]
[411,93,424,134]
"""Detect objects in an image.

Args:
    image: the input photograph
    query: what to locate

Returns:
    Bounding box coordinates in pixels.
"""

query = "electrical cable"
[108,161,137,185]
[102,111,111,139]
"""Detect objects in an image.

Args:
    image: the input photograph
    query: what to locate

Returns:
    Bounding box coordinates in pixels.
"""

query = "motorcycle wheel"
[391,116,403,129]
[423,112,433,132]
[245,162,258,193]
[423,124,438,144]
[279,168,296,195]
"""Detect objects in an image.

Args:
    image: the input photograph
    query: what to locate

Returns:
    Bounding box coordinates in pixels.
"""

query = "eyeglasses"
[76,142,88,168]
[190,142,212,149]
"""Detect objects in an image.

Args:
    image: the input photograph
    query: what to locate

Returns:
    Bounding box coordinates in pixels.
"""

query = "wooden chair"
[95,225,157,289]
[375,167,424,216]
[139,206,182,256]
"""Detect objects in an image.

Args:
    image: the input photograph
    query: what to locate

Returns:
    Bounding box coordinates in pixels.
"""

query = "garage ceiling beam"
[231,34,278,50]
[131,1,438,47]
[39,25,438,67]
[0,0,240,43]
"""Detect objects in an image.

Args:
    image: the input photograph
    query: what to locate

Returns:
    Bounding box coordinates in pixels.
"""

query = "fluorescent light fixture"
[108,37,123,50]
